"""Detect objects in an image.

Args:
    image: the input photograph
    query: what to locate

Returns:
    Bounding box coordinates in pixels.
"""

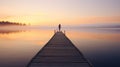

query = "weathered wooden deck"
[27,32,93,67]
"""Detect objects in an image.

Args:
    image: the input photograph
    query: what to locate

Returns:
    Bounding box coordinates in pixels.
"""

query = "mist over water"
[0,26,120,67]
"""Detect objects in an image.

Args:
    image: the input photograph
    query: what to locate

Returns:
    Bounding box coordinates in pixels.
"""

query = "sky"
[0,0,120,26]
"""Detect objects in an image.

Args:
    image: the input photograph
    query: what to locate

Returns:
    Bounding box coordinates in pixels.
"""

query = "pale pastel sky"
[0,0,120,25]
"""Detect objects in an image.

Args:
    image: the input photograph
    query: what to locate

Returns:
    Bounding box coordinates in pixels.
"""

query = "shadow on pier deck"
[27,32,93,67]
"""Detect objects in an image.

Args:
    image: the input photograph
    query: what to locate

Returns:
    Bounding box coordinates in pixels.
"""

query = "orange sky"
[1,16,119,26]
[0,0,120,26]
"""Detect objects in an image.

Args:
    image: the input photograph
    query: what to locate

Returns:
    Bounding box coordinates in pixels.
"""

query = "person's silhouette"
[58,24,61,31]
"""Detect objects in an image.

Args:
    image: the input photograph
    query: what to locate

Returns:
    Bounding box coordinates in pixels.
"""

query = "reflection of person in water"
[58,24,61,31]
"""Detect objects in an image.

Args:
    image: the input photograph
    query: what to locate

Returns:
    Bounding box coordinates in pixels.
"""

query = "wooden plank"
[27,32,93,67]
[29,63,91,67]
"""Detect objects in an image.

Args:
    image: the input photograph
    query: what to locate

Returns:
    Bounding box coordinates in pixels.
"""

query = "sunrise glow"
[0,0,120,26]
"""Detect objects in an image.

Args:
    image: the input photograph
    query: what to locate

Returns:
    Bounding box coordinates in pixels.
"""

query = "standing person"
[58,24,61,31]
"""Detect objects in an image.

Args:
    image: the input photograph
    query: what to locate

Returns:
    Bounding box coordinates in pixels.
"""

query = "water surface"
[0,27,120,67]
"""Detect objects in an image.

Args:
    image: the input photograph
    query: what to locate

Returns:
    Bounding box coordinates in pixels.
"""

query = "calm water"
[0,26,120,67]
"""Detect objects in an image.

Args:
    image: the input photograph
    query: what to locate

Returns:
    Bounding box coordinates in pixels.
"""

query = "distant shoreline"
[0,21,26,26]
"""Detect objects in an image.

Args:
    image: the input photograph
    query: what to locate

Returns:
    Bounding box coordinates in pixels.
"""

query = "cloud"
[77,16,120,24]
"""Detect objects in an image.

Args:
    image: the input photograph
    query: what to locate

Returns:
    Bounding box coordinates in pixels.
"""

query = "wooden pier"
[27,32,93,67]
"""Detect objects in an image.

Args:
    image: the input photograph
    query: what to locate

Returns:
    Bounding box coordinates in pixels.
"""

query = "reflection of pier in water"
[27,31,93,67]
